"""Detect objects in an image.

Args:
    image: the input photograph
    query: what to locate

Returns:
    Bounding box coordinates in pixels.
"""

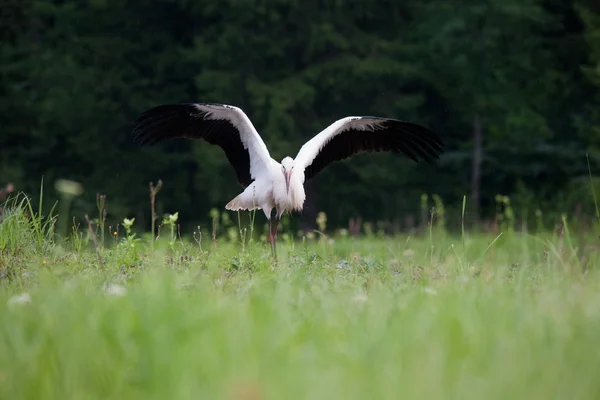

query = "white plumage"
[132,102,444,254]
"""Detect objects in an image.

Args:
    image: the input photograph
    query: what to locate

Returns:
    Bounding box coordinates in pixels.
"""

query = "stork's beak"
[284,171,291,193]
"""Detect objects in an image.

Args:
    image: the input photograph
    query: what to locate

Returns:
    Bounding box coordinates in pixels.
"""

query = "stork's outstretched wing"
[294,116,444,181]
[132,103,272,187]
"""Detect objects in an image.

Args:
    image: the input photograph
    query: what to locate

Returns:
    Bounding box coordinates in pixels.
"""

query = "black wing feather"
[132,103,253,187]
[304,117,444,181]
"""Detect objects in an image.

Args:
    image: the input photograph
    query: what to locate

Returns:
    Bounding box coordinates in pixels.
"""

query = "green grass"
[1,196,600,399]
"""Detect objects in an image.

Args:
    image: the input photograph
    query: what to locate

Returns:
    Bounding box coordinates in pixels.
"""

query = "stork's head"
[281,157,294,193]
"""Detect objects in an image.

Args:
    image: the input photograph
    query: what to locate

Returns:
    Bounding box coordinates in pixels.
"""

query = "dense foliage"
[1,0,599,233]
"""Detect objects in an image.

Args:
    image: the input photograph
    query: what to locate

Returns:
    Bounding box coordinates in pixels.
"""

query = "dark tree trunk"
[471,113,483,223]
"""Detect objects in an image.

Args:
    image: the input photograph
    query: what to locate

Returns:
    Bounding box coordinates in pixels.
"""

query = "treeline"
[1,0,600,234]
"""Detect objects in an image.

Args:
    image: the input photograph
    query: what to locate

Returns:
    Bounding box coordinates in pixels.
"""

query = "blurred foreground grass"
[1,195,600,399]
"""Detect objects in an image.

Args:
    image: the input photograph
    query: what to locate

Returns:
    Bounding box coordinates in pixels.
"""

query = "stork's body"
[224,156,305,244]
[132,103,444,255]
[226,157,305,217]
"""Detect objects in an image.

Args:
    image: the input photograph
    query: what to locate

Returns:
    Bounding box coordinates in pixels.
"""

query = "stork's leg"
[270,211,281,261]
[267,218,275,257]
[268,218,273,243]
[269,211,284,263]
[273,215,281,244]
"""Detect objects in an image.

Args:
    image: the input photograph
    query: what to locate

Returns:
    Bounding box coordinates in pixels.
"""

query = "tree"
[577,0,600,156]
[409,0,566,221]
[0,0,598,234]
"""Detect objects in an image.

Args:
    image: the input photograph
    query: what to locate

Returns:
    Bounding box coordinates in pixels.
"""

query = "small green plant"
[535,209,544,233]
[420,193,429,230]
[316,211,327,233]
[54,179,83,241]
[236,208,258,252]
[209,208,220,247]
[149,180,163,249]
[221,212,232,231]
[363,221,374,238]
[70,218,85,255]
[432,194,446,232]
[495,194,515,233]
[95,193,107,249]
[193,226,203,252]
[227,226,238,243]
[461,195,467,267]
[586,153,600,233]
[112,217,142,267]
[162,212,179,252]
[122,218,134,236]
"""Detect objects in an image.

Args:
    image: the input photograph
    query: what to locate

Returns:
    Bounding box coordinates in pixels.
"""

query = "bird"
[132,102,444,256]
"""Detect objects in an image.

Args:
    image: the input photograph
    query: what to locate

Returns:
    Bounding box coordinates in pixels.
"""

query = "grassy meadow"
[1,192,600,400]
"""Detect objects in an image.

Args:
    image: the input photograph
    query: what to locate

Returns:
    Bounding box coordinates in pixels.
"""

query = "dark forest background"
[2,0,600,234]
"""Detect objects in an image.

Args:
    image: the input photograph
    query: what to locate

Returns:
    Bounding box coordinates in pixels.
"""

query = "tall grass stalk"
[587,153,600,226]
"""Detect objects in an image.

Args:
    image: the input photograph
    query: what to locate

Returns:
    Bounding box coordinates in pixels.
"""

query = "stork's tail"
[225,195,251,211]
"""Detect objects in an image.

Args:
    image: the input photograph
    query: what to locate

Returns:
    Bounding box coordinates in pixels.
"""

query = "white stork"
[132,103,443,254]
